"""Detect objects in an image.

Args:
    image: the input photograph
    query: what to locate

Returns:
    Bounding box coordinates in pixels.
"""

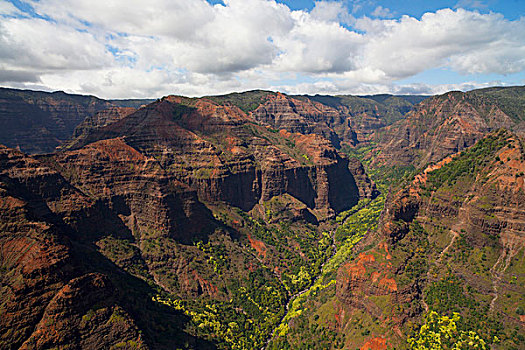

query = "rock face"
[308,94,426,146]
[375,89,521,167]
[0,88,154,154]
[68,106,136,148]
[20,273,145,350]
[337,130,525,349]
[0,146,147,349]
[48,138,215,243]
[252,92,423,148]
[252,92,340,145]
[67,96,365,216]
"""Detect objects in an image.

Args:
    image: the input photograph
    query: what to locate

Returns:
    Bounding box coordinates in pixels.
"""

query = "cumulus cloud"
[371,6,394,18]
[271,11,363,74]
[355,9,525,80]
[0,0,523,98]
[310,1,354,24]
[0,69,40,83]
[0,18,113,71]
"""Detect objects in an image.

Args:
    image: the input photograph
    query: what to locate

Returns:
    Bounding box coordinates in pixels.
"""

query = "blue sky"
[0,0,524,98]
[278,0,525,19]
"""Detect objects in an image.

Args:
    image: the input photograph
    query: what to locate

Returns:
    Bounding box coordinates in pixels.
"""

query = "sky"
[0,0,524,98]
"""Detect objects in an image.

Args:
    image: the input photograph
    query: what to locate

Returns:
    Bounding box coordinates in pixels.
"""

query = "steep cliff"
[67,96,365,216]
[68,106,136,147]
[336,130,525,349]
[375,88,523,167]
[0,146,148,349]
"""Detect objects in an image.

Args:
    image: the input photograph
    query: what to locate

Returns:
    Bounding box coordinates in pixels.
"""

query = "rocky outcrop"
[20,274,146,350]
[347,156,379,199]
[375,90,520,167]
[252,92,340,144]
[67,96,364,216]
[0,146,148,349]
[309,94,424,146]
[252,93,421,148]
[337,131,525,345]
[47,138,216,243]
[68,106,136,147]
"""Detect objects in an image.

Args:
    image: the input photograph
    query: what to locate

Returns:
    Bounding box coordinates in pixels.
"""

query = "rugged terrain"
[375,87,525,167]
[0,86,524,350]
[268,89,525,350]
[0,88,152,154]
[0,88,382,349]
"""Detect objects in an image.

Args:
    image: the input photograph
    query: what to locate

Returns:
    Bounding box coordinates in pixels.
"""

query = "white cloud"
[271,11,363,74]
[371,6,394,18]
[310,1,354,24]
[0,1,524,98]
[355,9,525,80]
[0,1,21,15]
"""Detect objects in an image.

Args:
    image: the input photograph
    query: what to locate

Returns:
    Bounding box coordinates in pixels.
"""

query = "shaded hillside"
[0,88,114,154]
[0,145,214,350]
[0,88,154,154]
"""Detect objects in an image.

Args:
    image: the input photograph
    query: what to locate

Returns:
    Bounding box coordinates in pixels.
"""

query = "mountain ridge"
[0,85,524,349]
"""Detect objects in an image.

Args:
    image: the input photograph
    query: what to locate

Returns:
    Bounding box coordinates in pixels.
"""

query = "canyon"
[0,86,524,349]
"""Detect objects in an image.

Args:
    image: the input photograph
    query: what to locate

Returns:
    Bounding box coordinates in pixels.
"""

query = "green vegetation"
[96,235,150,280]
[269,191,386,348]
[469,86,525,122]
[408,311,486,350]
[153,265,287,349]
[205,90,274,113]
[304,93,417,126]
[342,142,417,190]
[171,103,196,121]
[425,130,509,191]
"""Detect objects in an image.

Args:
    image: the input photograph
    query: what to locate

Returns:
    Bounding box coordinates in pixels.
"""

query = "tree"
[408,311,486,350]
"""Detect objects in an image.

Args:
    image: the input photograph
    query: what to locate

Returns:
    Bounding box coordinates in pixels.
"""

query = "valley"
[0,86,523,350]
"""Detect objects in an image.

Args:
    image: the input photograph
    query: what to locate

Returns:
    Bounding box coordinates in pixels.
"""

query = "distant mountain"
[0,87,424,155]
[0,88,153,154]
[375,87,525,167]
[0,88,112,153]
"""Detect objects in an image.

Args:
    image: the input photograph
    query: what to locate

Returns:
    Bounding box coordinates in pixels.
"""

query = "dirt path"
[437,229,459,262]
[489,245,514,311]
